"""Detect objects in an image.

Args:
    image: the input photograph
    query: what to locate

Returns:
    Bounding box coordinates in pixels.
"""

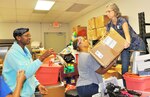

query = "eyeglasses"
[22,34,31,38]
[106,10,114,13]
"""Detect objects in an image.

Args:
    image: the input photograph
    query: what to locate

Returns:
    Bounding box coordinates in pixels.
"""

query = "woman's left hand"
[124,41,130,49]
[38,84,48,95]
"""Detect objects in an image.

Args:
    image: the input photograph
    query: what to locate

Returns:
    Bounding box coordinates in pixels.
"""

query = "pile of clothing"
[106,83,142,97]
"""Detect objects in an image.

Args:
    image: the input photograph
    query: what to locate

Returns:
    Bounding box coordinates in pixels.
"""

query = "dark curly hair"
[73,39,79,51]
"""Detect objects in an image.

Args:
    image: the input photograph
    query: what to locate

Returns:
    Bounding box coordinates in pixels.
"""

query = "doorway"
[44,32,66,53]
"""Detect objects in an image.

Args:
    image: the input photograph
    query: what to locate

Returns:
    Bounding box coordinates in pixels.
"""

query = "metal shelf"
[138,12,150,53]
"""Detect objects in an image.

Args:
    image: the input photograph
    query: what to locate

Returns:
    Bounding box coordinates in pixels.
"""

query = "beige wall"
[1,0,150,46]
[41,23,70,47]
[70,0,150,37]
[0,23,42,41]
[0,23,70,47]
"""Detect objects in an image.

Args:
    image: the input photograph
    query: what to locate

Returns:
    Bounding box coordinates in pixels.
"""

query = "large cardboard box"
[88,17,96,30]
[87,28,98,40]
[95,15,110,28]
[43,83,65,97]
[103,70,122,79]
[96,27,107,39]
[87,27,107,41]
[90,28,126,68]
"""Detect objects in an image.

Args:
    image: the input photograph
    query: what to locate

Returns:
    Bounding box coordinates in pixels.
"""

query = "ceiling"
[0,0,109,23]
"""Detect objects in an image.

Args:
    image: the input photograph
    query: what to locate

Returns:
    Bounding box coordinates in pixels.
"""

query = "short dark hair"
[73,39,79,51]
[13,28,29,40]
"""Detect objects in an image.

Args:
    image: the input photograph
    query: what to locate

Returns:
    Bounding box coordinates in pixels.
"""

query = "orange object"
[65,84,76,92]
[43,56,51,64]
[36,64,62,86]
[123,72,150,91]
[75,54,78,64]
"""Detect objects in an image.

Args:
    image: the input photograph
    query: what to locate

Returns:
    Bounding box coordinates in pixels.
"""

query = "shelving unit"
[138,12,150,53]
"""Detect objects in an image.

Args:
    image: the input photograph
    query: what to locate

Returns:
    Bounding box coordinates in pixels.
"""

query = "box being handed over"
[90,28,126,68]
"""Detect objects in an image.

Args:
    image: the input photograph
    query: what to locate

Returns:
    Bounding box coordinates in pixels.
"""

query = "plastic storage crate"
[36,64,62,86]
[123,73,150,91]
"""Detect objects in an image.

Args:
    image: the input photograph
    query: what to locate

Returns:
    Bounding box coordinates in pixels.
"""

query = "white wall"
[70,0,150,37]
[0,23,70,47]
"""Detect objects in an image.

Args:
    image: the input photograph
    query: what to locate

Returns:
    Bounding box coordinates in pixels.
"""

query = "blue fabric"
[2,42,42,97]
[0,76,12,97]
[121,48,130,75]
[76,52,102,97]
[76,52,103,87]
[77,83,98,97]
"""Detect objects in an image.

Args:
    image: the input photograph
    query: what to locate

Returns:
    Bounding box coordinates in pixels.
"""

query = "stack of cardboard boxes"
[87,15,109,40]
[87,15,128,41]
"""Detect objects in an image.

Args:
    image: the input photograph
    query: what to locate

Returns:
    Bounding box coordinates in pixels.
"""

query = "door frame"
[43,32,67,52]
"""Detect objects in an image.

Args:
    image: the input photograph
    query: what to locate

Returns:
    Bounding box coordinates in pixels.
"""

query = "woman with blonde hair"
[105,3,146,86]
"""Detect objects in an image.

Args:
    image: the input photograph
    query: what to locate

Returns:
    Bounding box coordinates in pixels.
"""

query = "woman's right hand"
[17,70,26,85]
[124,41,130,49]
[39,48,55,62]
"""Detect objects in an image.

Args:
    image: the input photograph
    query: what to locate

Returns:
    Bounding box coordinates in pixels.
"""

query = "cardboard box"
[88,17,96,30]
[90,28,126,68]
[43,83,65,97]
[103,70,122,79]
[87,28,98,40]
[95,15,110,28]
[96,27,107,39]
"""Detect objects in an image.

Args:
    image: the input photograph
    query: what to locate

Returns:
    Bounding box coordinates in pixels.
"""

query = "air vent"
[32,10,49,14]
[66,3,89,12]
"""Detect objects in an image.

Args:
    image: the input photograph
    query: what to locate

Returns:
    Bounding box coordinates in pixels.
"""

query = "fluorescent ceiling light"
[35,0,55,10]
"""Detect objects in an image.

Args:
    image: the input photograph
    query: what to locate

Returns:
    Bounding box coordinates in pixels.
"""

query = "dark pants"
[121,48,130,87]
[121,40,146,87]
[77,83,98,97]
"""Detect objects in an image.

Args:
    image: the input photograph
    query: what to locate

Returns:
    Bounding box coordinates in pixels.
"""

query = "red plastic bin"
[36,64,62,86]
[123,73,150,91]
